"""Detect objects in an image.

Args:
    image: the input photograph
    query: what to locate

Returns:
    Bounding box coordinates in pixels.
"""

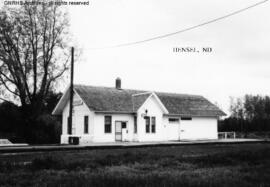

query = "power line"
[90,0,269,49]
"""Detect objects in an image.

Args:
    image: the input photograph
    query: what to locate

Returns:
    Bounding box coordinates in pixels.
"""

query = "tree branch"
[0,75,19,96]
[0,97,14,104]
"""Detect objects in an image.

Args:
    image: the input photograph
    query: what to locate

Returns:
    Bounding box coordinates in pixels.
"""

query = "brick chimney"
[115,77,121,89]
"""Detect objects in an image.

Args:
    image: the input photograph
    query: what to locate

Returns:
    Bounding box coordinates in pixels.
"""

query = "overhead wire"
[89,0,269,50]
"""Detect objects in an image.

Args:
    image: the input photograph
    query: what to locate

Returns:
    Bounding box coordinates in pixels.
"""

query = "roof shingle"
[73,84,226,116]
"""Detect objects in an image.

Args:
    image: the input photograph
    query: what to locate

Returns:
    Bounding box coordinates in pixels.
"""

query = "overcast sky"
[1,0,270,113]
[67,0,270,113]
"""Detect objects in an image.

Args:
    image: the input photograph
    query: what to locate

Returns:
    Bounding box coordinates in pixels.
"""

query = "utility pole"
[68,47,74,135]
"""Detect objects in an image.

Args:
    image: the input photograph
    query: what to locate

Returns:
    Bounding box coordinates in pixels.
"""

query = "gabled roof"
[53,84,226,117]
[132,92,169,114]
[132,93,152,111]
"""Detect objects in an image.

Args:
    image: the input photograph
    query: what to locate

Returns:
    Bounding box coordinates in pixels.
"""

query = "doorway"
[115,121,127,141]
[166,121,180,141]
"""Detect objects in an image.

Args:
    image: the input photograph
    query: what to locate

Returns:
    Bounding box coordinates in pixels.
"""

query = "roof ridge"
[74,84,202,97]
[132,92,152,96]
[74,84,145,93]
[156,91,203,98]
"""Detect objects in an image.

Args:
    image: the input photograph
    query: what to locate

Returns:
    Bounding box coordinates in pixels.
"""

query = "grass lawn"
[0,143,270,187]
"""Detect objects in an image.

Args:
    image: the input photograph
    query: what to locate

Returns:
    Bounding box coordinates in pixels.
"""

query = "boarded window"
[84,116,89,134]
[104,116,112,133]
[169,118,180,123]
[181,117,192,120]
[134,116,137,134]
[151,117,156,133]
[145,117,150,133]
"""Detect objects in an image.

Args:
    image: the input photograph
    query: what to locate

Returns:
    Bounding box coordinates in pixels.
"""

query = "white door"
[166,122,180,141]
[179,122,190,140]
[115,122,128,141]
[180,119,199,140]
[115,122,122,141]
[121,122,128,141]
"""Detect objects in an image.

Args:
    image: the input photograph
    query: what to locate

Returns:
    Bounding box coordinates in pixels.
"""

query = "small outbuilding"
[52,79,226,144]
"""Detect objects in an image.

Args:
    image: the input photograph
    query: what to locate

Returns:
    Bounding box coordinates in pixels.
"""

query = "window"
[145,117,150,133]
[151,117,156,133]
[181,117,192,120]
[104,116,112,133]
[169,118,180,123]
[134,116,137,134]
[84,116,89,134]
[67,116,72,134]
[122,123,126,128]
[145,116,156,133]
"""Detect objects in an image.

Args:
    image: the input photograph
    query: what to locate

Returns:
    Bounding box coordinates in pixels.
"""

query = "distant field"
[0,143,270,187]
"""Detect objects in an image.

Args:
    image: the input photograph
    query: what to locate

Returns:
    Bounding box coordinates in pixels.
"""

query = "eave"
[94,111,136,115]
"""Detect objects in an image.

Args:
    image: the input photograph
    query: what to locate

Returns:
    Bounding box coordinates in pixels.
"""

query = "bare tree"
[229,96,245,119]
[0,2,70,116]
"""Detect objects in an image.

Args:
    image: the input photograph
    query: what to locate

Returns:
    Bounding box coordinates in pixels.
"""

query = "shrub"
[24,114,61,144]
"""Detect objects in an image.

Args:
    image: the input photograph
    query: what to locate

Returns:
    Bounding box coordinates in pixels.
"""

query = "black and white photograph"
[0,0,270,186]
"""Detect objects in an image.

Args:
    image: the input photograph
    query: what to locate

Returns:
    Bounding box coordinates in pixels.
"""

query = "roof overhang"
[52,85,91,115]
[163,113,224,117]
[95,111,136,115]
[52,86,70,115]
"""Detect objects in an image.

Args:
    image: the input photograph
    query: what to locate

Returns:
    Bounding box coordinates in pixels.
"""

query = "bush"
[25,114,62,144]
[0,92,62,144]
[0,102,23,133]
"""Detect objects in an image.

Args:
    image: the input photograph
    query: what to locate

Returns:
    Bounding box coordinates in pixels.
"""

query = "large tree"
[0,1,70,116]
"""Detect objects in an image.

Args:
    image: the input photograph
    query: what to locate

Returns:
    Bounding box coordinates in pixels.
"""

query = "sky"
[1,0,270,114]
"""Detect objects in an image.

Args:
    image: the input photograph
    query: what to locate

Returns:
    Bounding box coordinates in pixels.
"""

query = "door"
[115,121,128,142]
[167,122,180,141]
[180,120,193,140]
[121,122,128,141]
[115,121,122,141]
